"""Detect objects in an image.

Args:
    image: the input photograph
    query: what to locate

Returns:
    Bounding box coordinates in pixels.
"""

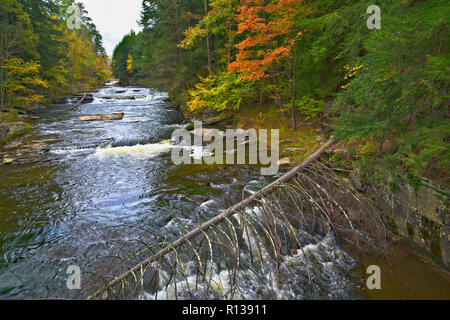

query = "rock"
[381,139,397,154]
[52,96,69,104]
[0,125,9,141]
[70,93,94,104]
[350,170,363,191]
[79,112,124,121]
[82,94,94,104]
[277,157,291,165]
[190,128,211,137]
[203,115,232,126]
[103,96,136,100]
[3,140,22,149]
[2,156,15,165]
[184,116,234,132]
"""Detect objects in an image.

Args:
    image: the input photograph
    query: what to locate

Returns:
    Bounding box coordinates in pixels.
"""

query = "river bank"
[0,81,119,166]
[178,101,450,275]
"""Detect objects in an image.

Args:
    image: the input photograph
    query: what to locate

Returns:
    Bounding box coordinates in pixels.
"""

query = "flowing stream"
[0,85,448,300]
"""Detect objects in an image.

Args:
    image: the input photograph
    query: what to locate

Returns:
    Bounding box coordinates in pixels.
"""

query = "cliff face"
[357,175,449,268]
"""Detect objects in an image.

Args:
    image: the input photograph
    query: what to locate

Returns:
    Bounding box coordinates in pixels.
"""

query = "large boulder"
[81,94,94,104]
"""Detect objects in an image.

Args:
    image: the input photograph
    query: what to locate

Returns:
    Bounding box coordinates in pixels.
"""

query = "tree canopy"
[0,0,111,108]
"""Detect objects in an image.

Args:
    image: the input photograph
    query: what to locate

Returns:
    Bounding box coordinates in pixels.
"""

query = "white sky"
[79,0,143,57]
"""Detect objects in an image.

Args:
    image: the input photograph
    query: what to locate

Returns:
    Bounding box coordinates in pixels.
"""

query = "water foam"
[138,205,357,300]
[90,140,174,160]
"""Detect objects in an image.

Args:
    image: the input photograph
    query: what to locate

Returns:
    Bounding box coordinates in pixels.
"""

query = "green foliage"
[0,109,19,122]
[333,0,449,179]
[112,31,136,83]
[266,105,280,120]
[1,0,111,109]
[112,0,207,96]
[294,96,324,120]
[113,0,449,183]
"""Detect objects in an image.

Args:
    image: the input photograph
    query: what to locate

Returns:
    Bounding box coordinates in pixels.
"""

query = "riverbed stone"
[2,155,15,165]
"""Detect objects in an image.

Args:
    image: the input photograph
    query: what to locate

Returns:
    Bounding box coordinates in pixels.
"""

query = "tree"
[0,0,40,108]
[333,0,449,179]
[1,0,110,107]
[228,0,301,80]
[3,57,47,106]
[112,31,136,83]
[228,0,302,126]
[180,0,239,66]
[186,70,254,112]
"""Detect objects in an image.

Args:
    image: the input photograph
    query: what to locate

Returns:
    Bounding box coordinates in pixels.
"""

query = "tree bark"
[289,46,298,129]
[204,0,212,69]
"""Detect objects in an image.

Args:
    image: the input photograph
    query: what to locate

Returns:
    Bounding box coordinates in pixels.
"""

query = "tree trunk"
[289,60,296,129]
[289,46,298,129]
[204,0,212,69]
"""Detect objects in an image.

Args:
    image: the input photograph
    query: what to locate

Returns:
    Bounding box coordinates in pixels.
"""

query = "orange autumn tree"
[229,0,302,127]
[229,0,301,80]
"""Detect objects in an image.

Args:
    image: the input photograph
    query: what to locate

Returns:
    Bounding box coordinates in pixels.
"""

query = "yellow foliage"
[186,71,253,112]
[2,58,48,105]
[126,54,133,74]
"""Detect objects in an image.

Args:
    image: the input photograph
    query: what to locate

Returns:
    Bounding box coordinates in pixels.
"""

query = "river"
[0,85,448,300]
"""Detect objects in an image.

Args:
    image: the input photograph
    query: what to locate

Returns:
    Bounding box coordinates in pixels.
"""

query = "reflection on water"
[358,242,450,300]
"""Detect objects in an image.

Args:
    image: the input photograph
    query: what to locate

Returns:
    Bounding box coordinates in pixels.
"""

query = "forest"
[112,0,449,186]
[0,0,110,111]
[0,0,449,301]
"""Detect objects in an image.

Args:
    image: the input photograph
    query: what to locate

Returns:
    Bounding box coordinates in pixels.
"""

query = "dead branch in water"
[70,92,87,111]
[87,138,337,300]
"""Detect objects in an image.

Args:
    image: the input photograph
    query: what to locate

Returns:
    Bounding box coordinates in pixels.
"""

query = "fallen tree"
[71,93,87,111]
[88,138,337,300]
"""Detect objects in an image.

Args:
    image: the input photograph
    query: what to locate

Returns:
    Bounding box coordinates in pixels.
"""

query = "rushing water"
[0,85,448,300]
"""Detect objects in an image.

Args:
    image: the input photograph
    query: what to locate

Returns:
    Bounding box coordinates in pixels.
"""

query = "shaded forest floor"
[232,104,330,165]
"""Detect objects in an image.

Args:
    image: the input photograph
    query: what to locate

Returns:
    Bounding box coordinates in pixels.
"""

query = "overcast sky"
[79,0,143,57]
